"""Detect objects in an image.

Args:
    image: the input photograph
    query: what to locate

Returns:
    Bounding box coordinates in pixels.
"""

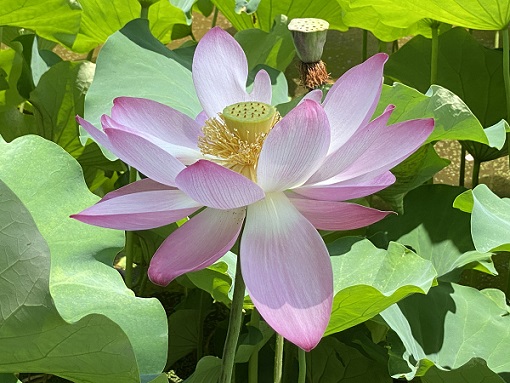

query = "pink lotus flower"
[72,27,434,351]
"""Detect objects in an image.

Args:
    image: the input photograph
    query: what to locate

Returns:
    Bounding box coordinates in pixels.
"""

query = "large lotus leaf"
[376,83,506,148]
[394,0,510,30]
[385,28,506,129]
[82,18,201,159]
[336,0,434,42]
[422,360,507,383]
[381,283,510,380]
[368,185,495,279]
[235,15,295,73]
[454,184,510,253]
[68,0,188,53]
[213,0,347,32]
[0,179,141,382]
[0,135,168,377]
[0,0,81,48]
[306,337,391,383]
[325,238,436,336]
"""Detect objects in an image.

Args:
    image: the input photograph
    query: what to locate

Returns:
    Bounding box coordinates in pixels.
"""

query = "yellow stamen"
[198,101,279,181]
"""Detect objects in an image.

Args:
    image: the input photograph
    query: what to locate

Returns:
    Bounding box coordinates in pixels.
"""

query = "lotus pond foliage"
[0,1,509,383]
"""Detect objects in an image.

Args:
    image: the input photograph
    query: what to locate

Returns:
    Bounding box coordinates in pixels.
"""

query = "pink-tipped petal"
[294,171,396,201]
[241,193,333,351]
[289,197,393,231]
[329,118,435,183]
[110,97,203,149]
[71,189,202,230]
[323,53,388,154]
[148,207,245,286]
[175,160,264,209]
[102,116,186,186]
[250,69,272,104]
[195,110,208,126]
[77,116,115,153]
[257,100,330,192]
[306,106,395,185]
[193,27,250,117]
[300,89,323,104]
[100,178,175,202]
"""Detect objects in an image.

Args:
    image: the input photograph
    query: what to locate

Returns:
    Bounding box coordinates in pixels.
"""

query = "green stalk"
[211,6,219,28]
[430,22,439,85]
[298,348,306,383]
[495,30,500,49]
[459,146,466,187]
[362,29,368,62]
[124,167,138,289]
[140,3,150,19]
[219,248,246,383]
[248,310,260,383]
[502,26,510,169]
[274,334,284,383]
[471,159,481,188]
[197,290,206,360]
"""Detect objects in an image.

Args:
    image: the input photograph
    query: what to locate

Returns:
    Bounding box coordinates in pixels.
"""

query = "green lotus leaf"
[0,178,141,382]
[369,185,495,279]
[453,184,510,252]
[382,283,510,380]
[325,238,436,336]
[0,135,168,378]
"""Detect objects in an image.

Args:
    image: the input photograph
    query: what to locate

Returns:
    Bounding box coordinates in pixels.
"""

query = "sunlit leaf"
[377,83,506,147]
[213,0,347,32]
[0,135,168,377]
[453,184,510,252]
[0,0,81,48]
[325,238,436,336]
[0,178,141,383]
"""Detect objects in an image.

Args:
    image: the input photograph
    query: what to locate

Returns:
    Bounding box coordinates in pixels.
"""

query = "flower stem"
[274,334,284,383]
[430,22,439,85]
[298,348,306,383]
[124,166,138,289]
[502,25,510,169]
[211,6,219,28]
[471,158,481,188]
[219,250,246,383]
[459,146,466,187]
[248,309,260,383]
[362,29,368,62]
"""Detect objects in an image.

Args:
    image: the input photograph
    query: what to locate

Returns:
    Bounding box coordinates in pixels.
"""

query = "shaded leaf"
[235,15,295,73]
[369,185,495,279]
[183,356,222,383]
[381,283,510,380]
[307,337,391,383]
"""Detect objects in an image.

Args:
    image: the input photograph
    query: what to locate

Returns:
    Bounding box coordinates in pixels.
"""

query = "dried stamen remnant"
[299,60,330,90]
[198,101,279,181]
